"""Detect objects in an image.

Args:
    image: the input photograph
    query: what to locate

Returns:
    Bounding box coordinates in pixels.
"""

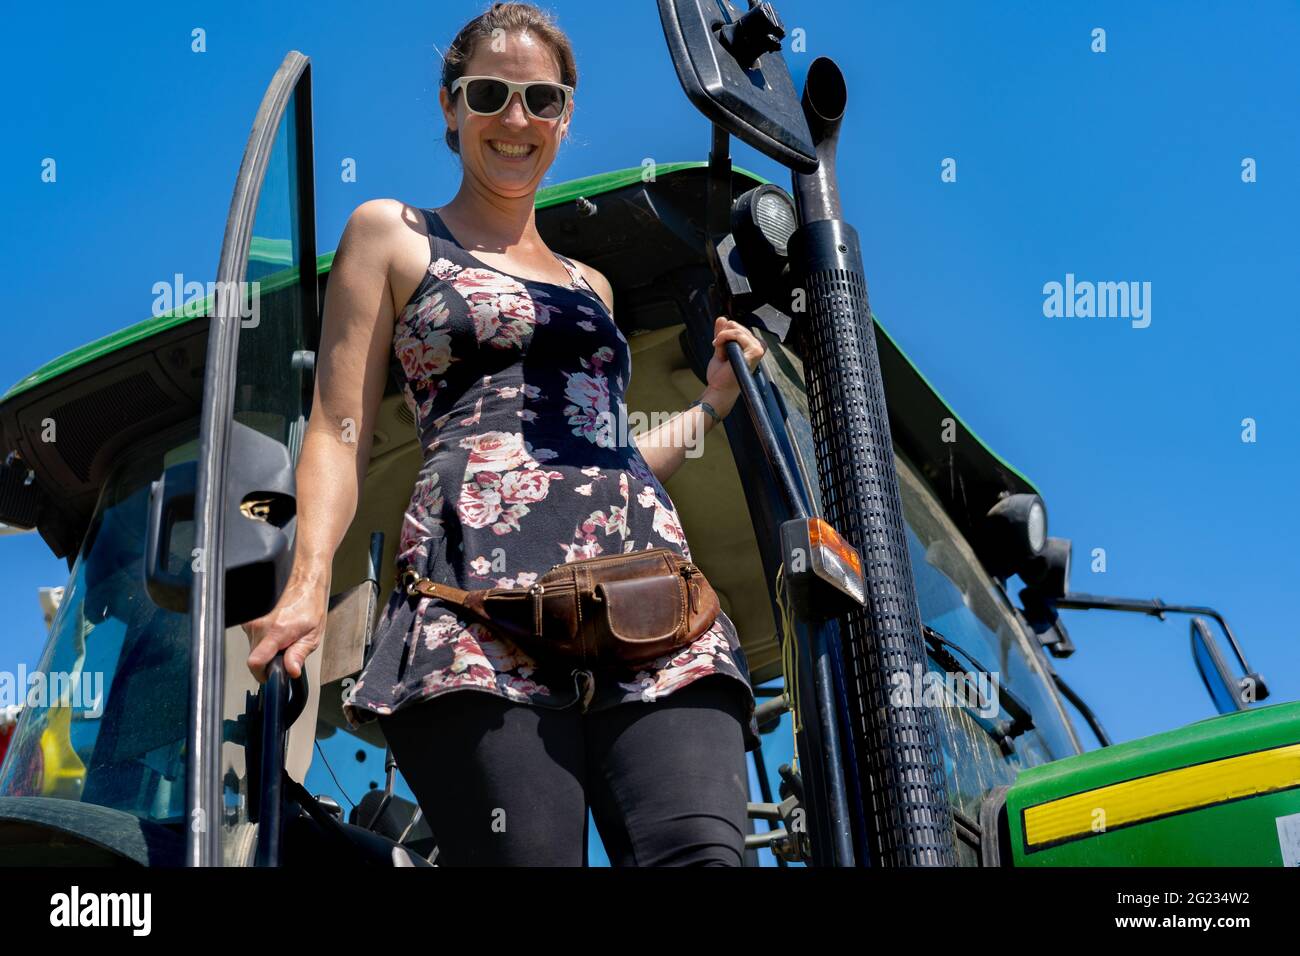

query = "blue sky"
[2,1,1296,865]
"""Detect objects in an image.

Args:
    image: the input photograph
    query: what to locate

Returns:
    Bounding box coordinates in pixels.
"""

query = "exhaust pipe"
[788,56,957,866]
[793,57,847,223]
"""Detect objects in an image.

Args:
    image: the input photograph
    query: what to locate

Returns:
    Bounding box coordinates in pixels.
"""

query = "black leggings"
[377,674,750,866]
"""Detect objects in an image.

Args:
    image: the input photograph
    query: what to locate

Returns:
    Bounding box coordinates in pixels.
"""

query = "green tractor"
[0,1,1293,868]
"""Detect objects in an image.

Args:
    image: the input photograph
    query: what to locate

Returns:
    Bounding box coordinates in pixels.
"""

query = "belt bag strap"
[400,548,721,668]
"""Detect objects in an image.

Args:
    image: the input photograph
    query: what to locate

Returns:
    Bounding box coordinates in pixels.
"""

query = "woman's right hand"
[242,572,330,683]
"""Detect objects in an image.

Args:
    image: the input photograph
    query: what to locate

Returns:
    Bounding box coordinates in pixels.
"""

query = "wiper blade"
[922,625,1035,750]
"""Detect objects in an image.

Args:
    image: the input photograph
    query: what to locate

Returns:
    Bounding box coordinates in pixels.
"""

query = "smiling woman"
[439,2,577,162]
[239,0,768,868]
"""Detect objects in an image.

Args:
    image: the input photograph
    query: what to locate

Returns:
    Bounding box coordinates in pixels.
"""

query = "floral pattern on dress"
[431,257,541,349]
[456,430,563,536]
[617,618,739,702]
[396,469,444,569]
[562,346,617,448]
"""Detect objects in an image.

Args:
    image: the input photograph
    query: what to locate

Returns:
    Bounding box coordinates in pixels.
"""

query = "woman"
[243,1,767,866]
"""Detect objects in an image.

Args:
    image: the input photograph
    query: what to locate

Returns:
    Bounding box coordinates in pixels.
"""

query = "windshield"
[894,453,1082,805]
[0,423,198,826]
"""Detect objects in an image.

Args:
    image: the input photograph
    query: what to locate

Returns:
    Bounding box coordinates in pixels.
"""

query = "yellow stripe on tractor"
[1024,743,1300,848]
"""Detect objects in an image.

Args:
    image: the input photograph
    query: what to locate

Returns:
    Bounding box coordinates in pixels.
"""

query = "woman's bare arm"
[631,316,766,485]
[245,199,402,679]
[634,402,727,485]
[291,199,402,584]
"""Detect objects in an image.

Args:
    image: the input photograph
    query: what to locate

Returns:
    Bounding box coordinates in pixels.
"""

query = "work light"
[983,493,1048,577]
[732,184,797,280]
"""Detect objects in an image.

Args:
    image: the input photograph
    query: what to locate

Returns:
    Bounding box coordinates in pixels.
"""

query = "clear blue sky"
[2,1,1296,865]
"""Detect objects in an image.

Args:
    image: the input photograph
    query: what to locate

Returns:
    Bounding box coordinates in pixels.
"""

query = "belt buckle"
[400,566,422,596]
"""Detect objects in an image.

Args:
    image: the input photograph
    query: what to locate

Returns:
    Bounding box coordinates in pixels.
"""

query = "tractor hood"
[989,700,1300,866]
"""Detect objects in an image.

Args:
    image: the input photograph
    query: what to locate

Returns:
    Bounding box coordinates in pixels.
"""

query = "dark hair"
[439,2,578,155]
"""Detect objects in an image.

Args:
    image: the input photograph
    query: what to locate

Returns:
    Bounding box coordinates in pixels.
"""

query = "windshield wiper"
[923,625,1035,755]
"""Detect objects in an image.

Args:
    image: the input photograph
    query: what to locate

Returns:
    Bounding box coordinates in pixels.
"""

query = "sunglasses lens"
[464,78,509,114]
[525,83,566,119]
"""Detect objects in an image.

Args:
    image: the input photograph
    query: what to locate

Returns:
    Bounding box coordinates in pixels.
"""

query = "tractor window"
[0,423,197,828]
[895,454,1081,789]
[230,85,313,463]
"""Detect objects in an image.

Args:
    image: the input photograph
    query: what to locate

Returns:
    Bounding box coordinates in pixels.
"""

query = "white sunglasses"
[451,74,574,121]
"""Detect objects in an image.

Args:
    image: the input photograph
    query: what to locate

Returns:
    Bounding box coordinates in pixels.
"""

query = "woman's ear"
[560,101,574,143]
[438,86,458,138]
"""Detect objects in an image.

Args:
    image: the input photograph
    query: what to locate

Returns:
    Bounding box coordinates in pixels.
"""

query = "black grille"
[46,371,172,482]
[800,241,956,866]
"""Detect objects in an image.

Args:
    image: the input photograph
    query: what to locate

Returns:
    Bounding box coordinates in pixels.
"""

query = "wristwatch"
[688,397,723,425]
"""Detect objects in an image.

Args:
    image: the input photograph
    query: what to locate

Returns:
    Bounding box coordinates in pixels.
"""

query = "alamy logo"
[888,663,1000,718]
[49,886,151,936]
[1042,273,1151,328]
[151,274,262,328]
[0,666,103,717]
[593,403,708,458]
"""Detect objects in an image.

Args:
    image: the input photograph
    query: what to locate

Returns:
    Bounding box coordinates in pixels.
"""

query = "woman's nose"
[499,93,531,129]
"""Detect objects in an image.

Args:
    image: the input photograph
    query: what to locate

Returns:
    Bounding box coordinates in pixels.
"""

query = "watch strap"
[689,398,723,424]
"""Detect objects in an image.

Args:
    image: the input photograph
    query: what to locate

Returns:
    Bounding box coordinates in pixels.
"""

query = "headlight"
[751,187,797,254]
[732,184,797,284]
[983,493,1048,577]
[1027,499,1047,554]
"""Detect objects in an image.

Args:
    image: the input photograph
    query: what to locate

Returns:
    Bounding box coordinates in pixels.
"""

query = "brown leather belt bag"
[399,547,721,669]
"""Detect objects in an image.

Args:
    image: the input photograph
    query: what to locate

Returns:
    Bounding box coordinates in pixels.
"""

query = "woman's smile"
[487,138,538,161]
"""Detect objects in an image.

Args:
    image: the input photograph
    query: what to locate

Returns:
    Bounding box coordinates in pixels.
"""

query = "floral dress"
[341,207,760,753]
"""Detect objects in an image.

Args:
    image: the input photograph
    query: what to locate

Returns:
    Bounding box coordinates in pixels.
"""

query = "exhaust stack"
[788,56,957,866]
[793,57,846,223]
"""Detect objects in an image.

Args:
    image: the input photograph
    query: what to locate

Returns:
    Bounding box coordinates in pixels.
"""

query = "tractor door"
[185,51,318,866]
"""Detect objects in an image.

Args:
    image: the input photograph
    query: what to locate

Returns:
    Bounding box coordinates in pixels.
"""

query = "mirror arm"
[1056,592,1255,674]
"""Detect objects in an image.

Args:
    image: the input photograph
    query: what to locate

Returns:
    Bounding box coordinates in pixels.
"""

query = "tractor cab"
[0,44,1075,867]
[0,0,1288,869]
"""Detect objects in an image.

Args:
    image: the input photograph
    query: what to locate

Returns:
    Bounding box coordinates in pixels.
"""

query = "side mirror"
[657,0,818,172]
[1190,617,1252,714]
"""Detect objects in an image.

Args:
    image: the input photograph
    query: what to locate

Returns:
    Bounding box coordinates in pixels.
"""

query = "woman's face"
[441,30,572,200]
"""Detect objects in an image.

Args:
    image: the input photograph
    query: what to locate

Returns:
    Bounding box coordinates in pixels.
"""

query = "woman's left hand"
[703,316,767,412]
